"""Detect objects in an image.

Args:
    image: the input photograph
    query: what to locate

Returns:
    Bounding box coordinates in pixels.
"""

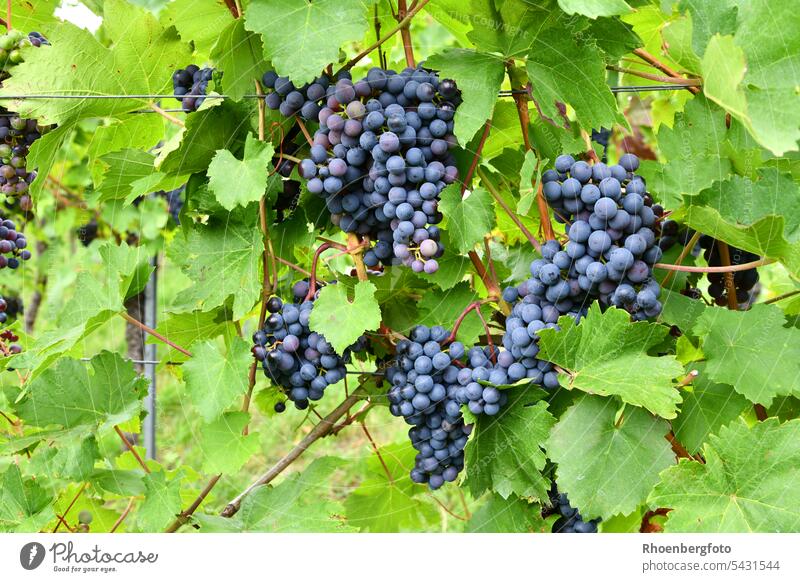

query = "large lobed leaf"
[649,419,800,532]
[538,304,684,418]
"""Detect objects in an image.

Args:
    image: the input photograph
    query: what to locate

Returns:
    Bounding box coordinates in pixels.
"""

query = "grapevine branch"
[476,167,541,251]
[348,233,369,282]
[222,0,239,18]
[633,48,701,95]
[360,422,394,483]
[507,64,556,241]
[339,0,431,73]
[397,0,416,67]
[306,243,334,300]
[164,474,222,533]
[468,250,501,299]
[764,288,800,305]
[221,388,366,518]
[654,257,775,273]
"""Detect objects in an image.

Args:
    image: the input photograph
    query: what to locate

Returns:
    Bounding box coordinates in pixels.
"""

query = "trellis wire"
[0,84,693,103]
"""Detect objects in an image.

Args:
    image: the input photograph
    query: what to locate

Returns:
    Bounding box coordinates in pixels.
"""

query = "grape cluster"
[262,70,332,121]
[172,65,214,112]
[0,217,30,268]
[271,66,460,274]
[0,113,47,211]
[274,179,300,222]
[251,282,365,411]
[699,236,760,306]
[658,219,697,253]
[386,325,472,488]
[549,485,600,533]
[541,153,664,320]
[0,30,48,72]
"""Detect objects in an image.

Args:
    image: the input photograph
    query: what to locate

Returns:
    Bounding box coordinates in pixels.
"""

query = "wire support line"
[0,84,695,102]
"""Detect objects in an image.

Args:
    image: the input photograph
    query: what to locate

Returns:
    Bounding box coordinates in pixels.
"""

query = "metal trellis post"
[143,255,158,460]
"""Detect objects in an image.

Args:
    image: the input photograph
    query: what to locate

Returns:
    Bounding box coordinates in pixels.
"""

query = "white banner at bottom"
[1,533,797,582]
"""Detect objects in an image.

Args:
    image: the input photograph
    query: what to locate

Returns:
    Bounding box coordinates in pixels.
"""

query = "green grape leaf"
[649,418,800,532]
[425,49,505,144]
[345,443,438,532]
[90,469,146,497]
[87,115,165,183]
[12,352,147,431]
[698,0,800,155]
[465,0,555,59]
[526,27,624,132]
[584,14,641,60]
[309,281,381,355]
[547,395,674,518]
[465,392,555,500]
[639,95,734,209]
[182,338,253,423]
[157,101,249,176]
[208,134,274,210]
[211,19,269,101]
[50,436,101,482]
[9,0,60,33]
[245,0,375,85]
[538,304,684,418]
[237,457,353,532]
[467,494,547,533]
[92,149,156,203]
[162,0,233,57]
[0,0,191,125]
[557,0,632,18]
[673,365,749,454]
[0,465,54,533]
[138,471,183,532]
[199,412,260,474]
[693,304,800,405]
[679,170,800,277]
[439,185,496,254]
[149,308,233,363]
[169,216,261,319]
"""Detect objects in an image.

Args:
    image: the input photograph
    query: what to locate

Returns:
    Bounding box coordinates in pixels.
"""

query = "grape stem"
[164,474,222,533]
[654,257,775,273]
[476,167,542,251]
[397,0,416,67]
[446,301,494,349]
[222,0,239,18]
[221,388,367,518]
[295,117,314,147]
[348,233,369,282]
[4,0,9,30]
[461,121,492,195]
[580,129,600,163]
[360,422,394,483]
[506,63,555,241]
[606,65,701,86]
[338,0,430,73]
[468,250,502,300]
[149,102,184,127]
[660,230,701,287]
[632,48,701,95]
[110,497,136,533]
[716,242,740,310]
[52,483,89,533]
[115,426,151,474]
[764,288,800,305]
[120,312,193,357]
[306,243,334,301]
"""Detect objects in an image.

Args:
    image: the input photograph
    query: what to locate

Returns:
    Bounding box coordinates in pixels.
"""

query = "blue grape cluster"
[252,282,365,411]
[699,236,760,307]
[272,66,460,274]
[172,65,214,112]
[0,218,30,269]
[386,325,472,489]
[550,485,600,533]
[541,152,664,320]
[262,70,332,120]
